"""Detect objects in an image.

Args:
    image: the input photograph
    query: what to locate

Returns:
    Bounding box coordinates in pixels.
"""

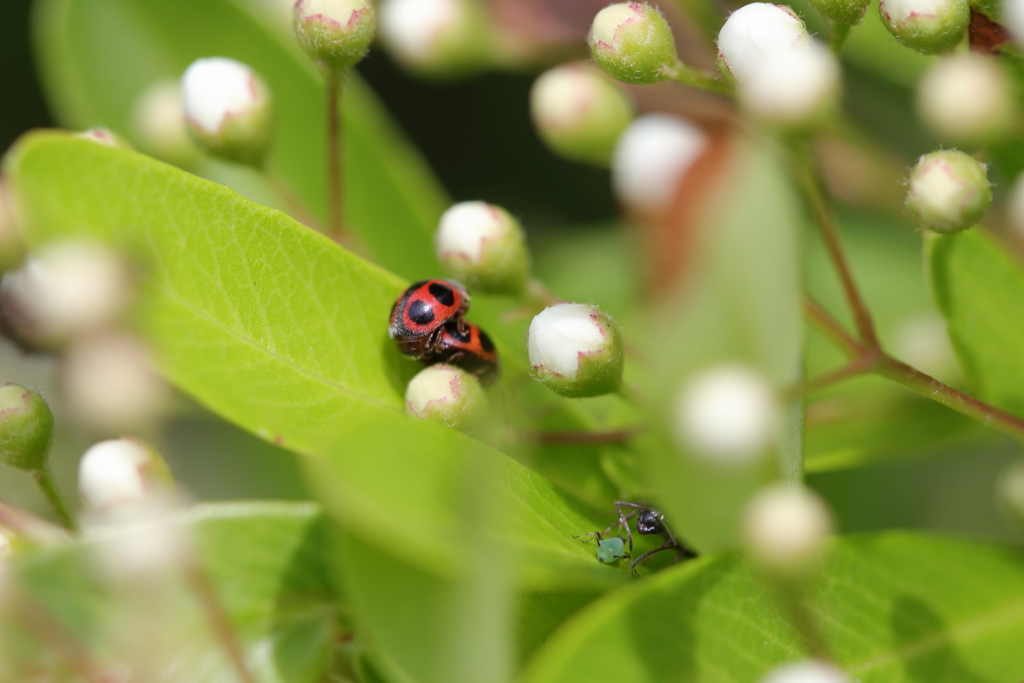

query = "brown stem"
[791,143,879,348]
[326,69,344,242]
[13,594,117,683]
[778,584,832,662]
[789,356,874,399]
[803,297,861,357]
[803,299,1024,440]
[875,355,1024,439]
[183,559,256,683]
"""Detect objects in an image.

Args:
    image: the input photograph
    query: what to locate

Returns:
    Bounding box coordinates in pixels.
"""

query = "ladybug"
[421,320,500,386]
[389,279,470,357]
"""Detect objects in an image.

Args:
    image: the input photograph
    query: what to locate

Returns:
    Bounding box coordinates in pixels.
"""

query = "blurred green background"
[1,0,1022,550]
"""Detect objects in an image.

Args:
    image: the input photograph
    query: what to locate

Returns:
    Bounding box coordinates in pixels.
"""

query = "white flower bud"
[879,0,968,54]
[181,57,273,166]
[738,42,840,126]
[406,364,487,429]
[528,303,623,398]
[0,240,132,342]
[530,62,635,167]
[75,128,132,149]
[588,3,679,84]
[611,114,708,214]
[905,149,991,234]
[717,4,810,84]
[78,438,173,513]
[379,0,490,76]
[917,54,1015,145]
[131,81,200,167]
[294,0,376,70]
[673,365,779,465]
[0,528,13,559]
[743,484,833,575]
[759,661,850,683]
[435,201,530,294]
[63,334,170,432]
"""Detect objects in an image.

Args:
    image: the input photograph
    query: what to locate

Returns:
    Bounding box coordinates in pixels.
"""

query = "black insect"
[594,501,697,574]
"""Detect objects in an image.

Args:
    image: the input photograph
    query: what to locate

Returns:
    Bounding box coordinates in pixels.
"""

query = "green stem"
[827,20,853,54]
[31,468,75,532]
[665,59,734,94]
[615,382,645,407]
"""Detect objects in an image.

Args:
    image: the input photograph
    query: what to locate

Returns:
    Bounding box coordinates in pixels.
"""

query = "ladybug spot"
[408,299,436,325]
[479,329,495,352]
[428,282,455,307]
[449,324,472,343]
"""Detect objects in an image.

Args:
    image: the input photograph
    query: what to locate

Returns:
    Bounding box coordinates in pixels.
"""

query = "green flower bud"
[435,201,530,294]
[878,0,968,54]
[811,0,870,25]
[181,58,274,167]
[917,54,1015,145]
[742,484,833,578]
[405,364,487,429]
[0,384,54,472]
[587,3,678,85]
[527,303,624,398]
[530,62,635,166]
[378,0,491,77]
[294,0,376,70]
[906,149,991,234]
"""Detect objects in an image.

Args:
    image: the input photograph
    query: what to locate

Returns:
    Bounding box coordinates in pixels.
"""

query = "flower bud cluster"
[878,0,968,54]
[379,0,490,77]
[530,62,635,167]
[718,4,839,126]
[181,57,274,167]
[905,150,991,234]
[527,303,623,398]
[587,3,679,84]
[435,201,530,295]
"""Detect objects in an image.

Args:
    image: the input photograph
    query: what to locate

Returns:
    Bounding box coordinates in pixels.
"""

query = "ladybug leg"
[456,316,469,334]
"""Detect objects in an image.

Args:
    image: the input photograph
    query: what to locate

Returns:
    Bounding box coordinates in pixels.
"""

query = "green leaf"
[32,0,448,280]
[4,502,336,683]
[6,134,620,590]
[521,533,1024,683]
[929,230,1024,417]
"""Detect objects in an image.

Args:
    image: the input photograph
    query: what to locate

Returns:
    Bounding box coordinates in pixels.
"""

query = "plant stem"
[615,382,645,407]
[791,142,879,349]
[264,166,322,231]
[874,355,1024,437]
[326,68,345,242]
[31,467,75,532]
[827,20,852,54]
[184,558,257,683]
[778,584,832,662]
[666,59,734,94]
[789,356,873,398]
[802,299,1024,440]
[13,596,115,683]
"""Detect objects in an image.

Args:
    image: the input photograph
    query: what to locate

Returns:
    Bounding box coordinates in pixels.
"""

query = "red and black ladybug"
[389,279,470,357]
[421,320,500,386]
